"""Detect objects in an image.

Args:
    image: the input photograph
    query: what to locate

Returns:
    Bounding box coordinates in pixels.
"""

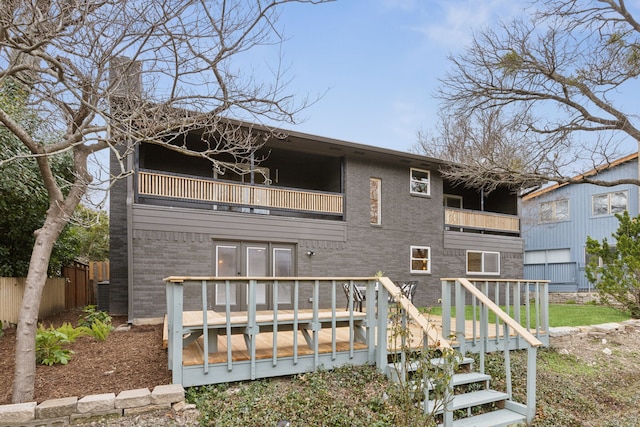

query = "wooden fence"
[0,277,66,325]
[0,261,109,326]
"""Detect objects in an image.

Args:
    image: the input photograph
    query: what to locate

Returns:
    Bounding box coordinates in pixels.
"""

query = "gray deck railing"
[440,278,548,425]
[164,276,394,387]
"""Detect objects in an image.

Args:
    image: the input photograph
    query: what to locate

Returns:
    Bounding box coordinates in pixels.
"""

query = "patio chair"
[394,281,418,304]
[342,282,365,312]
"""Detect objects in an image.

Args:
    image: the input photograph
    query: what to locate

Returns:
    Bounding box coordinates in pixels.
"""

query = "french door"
[213,242,295,311]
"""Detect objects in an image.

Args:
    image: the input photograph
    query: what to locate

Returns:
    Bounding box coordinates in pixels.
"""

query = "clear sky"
[263,0,527,153]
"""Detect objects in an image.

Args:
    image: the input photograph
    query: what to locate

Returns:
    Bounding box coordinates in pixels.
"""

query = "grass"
[423,303,630,327]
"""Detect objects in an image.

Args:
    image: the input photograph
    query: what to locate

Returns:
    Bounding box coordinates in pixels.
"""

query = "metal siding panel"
[443,231,524,253]
[132,204,347,242]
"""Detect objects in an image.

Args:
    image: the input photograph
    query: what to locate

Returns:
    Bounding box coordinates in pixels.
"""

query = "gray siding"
[112,145,526,320]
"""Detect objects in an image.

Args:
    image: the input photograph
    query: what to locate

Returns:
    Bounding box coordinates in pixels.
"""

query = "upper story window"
[410,246,431,274]
[540,199,569,223]
[410,168,430,196]
[592,191,628,216]
[370,178,381,225]
[467,250,500,275]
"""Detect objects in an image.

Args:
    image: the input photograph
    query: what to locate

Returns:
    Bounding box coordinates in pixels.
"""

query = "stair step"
[439,408,527,427]
[440,372,491,389]
[427,389,509,414]
[387,356,474,381]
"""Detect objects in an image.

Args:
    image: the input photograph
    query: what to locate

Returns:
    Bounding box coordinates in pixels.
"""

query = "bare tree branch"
[430,0,640,189]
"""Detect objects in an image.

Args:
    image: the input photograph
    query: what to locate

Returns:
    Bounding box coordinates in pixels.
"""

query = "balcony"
[137,170,344,216]
[445,208,520,235]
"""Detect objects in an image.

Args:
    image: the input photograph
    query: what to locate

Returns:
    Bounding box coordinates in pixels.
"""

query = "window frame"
[370,177,381,225]
[466,250,500,275]
[539,199,570,223]
[410,168,431,196]
[591,190,628,217]
[410,245,431,274]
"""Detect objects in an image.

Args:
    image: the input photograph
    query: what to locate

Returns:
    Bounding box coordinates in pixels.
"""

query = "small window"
[410,168,430,196]
[370,178,381,225]
[410,246,431,273]
[592,191,628,216]
[467,250,500,275]
[540,199,569,222]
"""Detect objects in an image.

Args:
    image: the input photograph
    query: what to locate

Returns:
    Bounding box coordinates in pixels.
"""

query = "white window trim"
[540,199,570,223]
[591,190,628,217]
[410,245,431,274]
[466,250,500,275]
[410,168,431,196]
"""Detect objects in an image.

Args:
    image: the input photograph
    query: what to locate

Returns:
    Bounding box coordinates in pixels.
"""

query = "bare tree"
[0,0,331,403]
[430,0,640,191]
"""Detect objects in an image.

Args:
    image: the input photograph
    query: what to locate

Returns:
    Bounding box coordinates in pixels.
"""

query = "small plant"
[56,322,87,342]
[81,318,112,341]
[36,324,74,366]
[79,305,112,328]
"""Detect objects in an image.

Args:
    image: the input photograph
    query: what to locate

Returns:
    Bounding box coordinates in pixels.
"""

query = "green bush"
[36,324,74,366]
[80,318,112,341]
[78,305,112,328]
[56,322,87,342]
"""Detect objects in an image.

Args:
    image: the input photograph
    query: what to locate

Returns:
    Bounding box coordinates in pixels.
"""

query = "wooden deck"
[162,309,530,368]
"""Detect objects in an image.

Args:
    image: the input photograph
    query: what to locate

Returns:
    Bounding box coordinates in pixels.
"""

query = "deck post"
[526,346,538,423]
[365,279,377,362]
[166,280,184,384]
[376,283,388,373]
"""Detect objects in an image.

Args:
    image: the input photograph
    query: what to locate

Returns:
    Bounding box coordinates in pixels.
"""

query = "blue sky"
[264,0,526,152]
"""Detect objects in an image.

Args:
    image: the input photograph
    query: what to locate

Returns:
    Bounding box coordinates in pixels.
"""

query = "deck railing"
[444,208,520,233]
[139,170,343,215]
[164,276,392,387]
[440,278,548,425]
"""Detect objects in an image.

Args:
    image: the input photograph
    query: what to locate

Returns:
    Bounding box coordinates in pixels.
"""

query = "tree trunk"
[11,215,68,403]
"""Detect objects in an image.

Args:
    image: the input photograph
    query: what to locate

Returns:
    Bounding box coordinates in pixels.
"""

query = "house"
[522,153,639,292]
[108,124,524,323]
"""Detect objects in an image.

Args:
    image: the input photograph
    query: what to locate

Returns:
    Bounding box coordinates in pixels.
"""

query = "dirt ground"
[0,308,171,405]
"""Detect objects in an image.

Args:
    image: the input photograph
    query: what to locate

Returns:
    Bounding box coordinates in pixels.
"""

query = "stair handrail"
[377,277,450,349]
[454,278,543,348]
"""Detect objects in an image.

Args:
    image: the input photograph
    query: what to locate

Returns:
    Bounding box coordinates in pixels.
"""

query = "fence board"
[0,277,66,325]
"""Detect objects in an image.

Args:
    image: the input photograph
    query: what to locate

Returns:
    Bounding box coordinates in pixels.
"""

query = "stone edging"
[0,384,190,427]
[548,319,640,346]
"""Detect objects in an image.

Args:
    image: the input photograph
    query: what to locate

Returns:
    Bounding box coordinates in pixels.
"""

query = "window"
[540,199,569,222]
[592,191,628,216]
[410,168,430,196]
[410,246,431,273]
[370,178,381,225]
[467,251,500,275]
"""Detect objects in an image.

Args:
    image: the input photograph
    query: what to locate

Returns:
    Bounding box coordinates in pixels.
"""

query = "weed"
[36,324,74,366]
[78,305,112,328]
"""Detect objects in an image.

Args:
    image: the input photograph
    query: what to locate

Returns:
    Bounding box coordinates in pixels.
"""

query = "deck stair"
[387,356,527,427]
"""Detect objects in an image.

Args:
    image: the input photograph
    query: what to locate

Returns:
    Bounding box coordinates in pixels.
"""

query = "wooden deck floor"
[164,311,538,367]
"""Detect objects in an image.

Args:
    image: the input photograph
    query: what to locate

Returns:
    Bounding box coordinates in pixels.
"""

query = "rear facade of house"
[109,127,524,323]
[522,154,639,292]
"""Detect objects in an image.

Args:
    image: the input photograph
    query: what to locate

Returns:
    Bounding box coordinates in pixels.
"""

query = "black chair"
[342,283,365,312]
[394,281,418,304]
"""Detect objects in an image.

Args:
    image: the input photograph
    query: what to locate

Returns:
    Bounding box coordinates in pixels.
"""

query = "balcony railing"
[444,208,520,233]
[138,170,344,215]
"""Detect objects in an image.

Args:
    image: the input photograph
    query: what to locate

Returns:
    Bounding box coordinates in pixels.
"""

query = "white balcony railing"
[138,171,343,215]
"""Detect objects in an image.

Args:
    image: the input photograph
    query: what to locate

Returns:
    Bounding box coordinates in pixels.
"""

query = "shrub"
[586,212,640,318]
[36,324,74,366]
[80,318,112,341]
[78,305,112,328]
[56,322,87,342]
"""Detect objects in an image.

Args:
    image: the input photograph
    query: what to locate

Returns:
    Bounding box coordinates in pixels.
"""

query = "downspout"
[126,142,134,324]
